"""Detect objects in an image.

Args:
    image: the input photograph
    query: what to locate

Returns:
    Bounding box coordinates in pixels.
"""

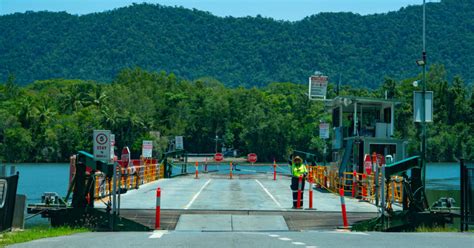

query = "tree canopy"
[0,65,472,163]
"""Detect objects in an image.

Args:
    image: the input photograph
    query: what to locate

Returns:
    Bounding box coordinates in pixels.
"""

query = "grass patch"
[415,225,459,232]
[0,225,88,246]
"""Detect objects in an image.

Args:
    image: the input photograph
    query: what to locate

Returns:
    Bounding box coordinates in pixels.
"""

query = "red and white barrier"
[195,161,199,179]
[155,187,161,229]
[362,173,368,201]
[339,188,349,228]
[308,170,314,209]
[297,175,303,209]
[352,171,357,198]
[273,160,277,181]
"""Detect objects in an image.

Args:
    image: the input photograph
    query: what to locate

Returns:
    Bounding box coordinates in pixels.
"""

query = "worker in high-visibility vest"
[290,156,308,209]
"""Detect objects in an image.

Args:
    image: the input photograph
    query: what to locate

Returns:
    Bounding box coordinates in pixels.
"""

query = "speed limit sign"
[93,130,111,162]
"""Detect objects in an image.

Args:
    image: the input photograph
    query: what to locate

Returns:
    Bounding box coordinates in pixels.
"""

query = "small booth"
[326,96,407,174]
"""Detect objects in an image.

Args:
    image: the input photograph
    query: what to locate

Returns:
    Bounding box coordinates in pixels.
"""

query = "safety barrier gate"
[308,165,404,207]
[94,160,165,200]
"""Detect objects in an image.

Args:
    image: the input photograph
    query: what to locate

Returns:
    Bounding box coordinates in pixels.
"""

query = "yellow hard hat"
[293,156,303,163]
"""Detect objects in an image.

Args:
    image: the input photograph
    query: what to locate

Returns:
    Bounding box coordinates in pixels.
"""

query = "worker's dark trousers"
[290,177,305,208]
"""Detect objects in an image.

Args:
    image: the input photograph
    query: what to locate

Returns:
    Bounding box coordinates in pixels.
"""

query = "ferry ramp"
[96,172,379,230]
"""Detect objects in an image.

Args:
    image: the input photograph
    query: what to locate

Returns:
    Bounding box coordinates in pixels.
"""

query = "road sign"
[214,153,224,162]
[142,140,153,158]
[121,147,131,167]
[308,74,328,100]
[364,154,372,175]
[110,134,115,162]
[175,136,184,150]
[319,123,330,139]
[413,91,433,122]
[247,153,257,163]
[93,130,111,162]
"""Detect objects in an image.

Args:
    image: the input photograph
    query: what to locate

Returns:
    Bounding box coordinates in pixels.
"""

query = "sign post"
[214,153,224,162]
[175,136,184,150]
[110,134,115,163]
[319,123,329,139]
[413,91,433,122]
[247,153,257,163]
[121,147,131,167]
[93,130,111,163]
[142,140,153,158]
[308,73,328,100]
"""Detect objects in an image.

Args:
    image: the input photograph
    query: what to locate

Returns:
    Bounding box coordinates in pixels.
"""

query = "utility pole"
[413,0,429,210]
[421,0,427,190]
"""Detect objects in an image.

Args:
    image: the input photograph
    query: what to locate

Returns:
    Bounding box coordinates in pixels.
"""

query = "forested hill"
[1,0,473,87]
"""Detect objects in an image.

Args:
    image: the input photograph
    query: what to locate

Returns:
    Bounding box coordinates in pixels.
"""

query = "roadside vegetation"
[415,225,467,232]
[0,64,472,162]
[0,225,88,246]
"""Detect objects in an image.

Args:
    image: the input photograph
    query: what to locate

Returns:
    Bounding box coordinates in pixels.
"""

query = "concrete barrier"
[12,194,26,229]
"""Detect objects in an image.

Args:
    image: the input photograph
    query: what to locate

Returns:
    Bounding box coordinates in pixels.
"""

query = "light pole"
[415,0,429,209]
[421,0,427,190]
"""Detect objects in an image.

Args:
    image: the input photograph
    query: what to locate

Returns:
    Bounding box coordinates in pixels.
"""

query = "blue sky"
[0,0,437,20]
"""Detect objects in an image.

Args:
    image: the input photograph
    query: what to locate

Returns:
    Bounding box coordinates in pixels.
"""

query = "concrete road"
[100,175,378,212]
[10,231,473,248]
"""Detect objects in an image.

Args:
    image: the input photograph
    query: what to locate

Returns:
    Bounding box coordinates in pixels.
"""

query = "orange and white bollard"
[324,172,328,188]
[195,161,199,179]
[229,162,233,179]
[308,170,314,209]
[273,160,277,181]
[297,175,303,209]
[155,187,161,229]
[352,171,357,198]
[316,167,322,188]
[339,188,349,228]
[362,173,368,201]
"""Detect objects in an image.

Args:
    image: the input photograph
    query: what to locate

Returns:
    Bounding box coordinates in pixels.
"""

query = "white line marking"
[292,242,306,245]
[306,246,318,248]
[255,179,283,209]
[184,179,211,209]
[278,237,292,241]
[269,234,280,237]
[149,230,168,239]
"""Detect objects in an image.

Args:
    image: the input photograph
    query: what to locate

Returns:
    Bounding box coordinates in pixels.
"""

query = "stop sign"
[364,154,372,174]
[214,153,224,162]
[247,153,257,163]
[121,147,131,167]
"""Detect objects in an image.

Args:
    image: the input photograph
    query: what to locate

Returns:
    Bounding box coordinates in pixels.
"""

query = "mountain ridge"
[1,0,473,87]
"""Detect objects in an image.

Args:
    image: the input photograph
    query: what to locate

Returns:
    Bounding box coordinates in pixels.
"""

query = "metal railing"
[94,161,164,200]
[309,165,404,207]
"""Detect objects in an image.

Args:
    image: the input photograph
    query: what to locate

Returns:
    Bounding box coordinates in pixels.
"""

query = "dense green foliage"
[1,0,473,88]
[0,65,472,162]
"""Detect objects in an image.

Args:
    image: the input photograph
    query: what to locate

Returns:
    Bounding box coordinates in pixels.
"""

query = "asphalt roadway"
[10,230,473,248]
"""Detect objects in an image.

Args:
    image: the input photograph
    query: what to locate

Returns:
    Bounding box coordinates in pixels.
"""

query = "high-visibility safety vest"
[291,163,308,177]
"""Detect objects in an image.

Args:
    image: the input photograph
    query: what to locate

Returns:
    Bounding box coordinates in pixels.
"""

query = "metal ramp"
[175,214,288,231]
